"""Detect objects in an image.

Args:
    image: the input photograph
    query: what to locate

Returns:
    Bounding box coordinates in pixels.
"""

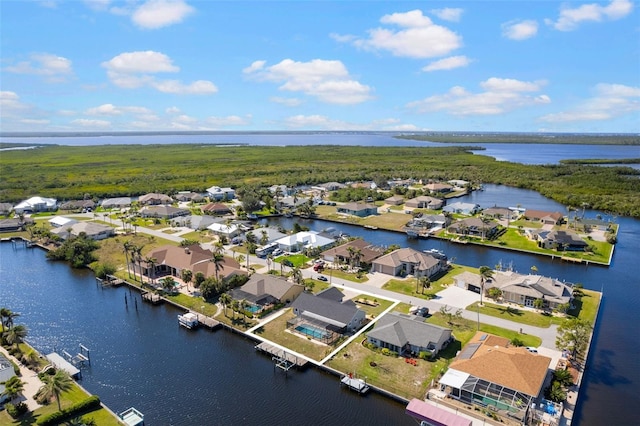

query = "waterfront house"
[201,202,232,216]
[541,230,588,251]
[101,197,132,209]
[50,221,115,241]
[406,214,449,232]
[170,215,220,230]
[455,270,573,310]
[366,312,452,356]
[138,193,173,205]
[288,287,366,343]
[315,182,346,192]
[206,186,235,201]
[337,202,378,217]
[424,182,453,193]
[371,248,447,279]
[140,205,190,219]
[443,202,480,215]
[278,195,310,210]
[524,209,564,225]
[447,179,470,188]
[439,332,552,421]
[404,196,444,210]
[448,217,499,239]
[230,273,304,313]
[384,195,405,206]
[59,200,96,212]
[207,222,241,239]
[0,354,17,404]
[249,227,287,245]
[320,238,385,268]
[138,244,246,284]
[0,203,13,215]
[482,207,515,220]
[14,196,57,214]
[0,218,32,233]
[275,231,335,253]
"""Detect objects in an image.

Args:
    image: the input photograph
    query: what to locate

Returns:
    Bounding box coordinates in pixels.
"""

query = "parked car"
[414,307,429,317]
[526,347,538,353]
[317,276,328,282]
[272,249,284,256]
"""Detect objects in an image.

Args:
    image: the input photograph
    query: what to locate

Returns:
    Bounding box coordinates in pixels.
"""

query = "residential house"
[230,273,304,313]
[59,200,96,211]
[337,202,378,217]
[384,195,405,206]
[138,244,246,284]
[482,207,515,220]
[140,205,190,219]
[0,354,17,404]
[288,287,366,343]
[0,203,13,215]
[455,270,573,310]
[573,218,611,232]
[406,399,472,426]
[174,191,205,202]
[350,181,376,189]
[387,178,416,188]
[448,217,499,239]
[317,182,346,191]
[406,214,449,232]
[443,202,480,215]
[524,209,564,225]
[201,202,232,216]
[14,196,57,214]
[405,196,444,210]
[48,216,78,228]
[279,195,310,210]
[424,182,453,193]
[447,179,470,188]
[0,218,33,233]
[170,215,220,230]
[275,231,335,253]
[320,238,385,268]
[206,186,235,201]
[540,230,588,251]
[101,197,132,209]
[439,332,552,420]
[366,312,452,356]
[248,227,287,245]
[371,248,447,279]
[138,193,173,205]
[207,222,241,239]
[50,221,115,241]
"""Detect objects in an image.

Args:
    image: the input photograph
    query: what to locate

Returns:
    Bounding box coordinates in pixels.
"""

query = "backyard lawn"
[382,263,477,300]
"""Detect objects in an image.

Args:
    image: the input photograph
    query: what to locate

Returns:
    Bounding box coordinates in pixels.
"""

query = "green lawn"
[275,254,310,267]
[466,302,556,328]
[382,263,476,300]
[325,268,369,283]
[569,289,601,325]
[352,295,394,318]
[165,293,218,316]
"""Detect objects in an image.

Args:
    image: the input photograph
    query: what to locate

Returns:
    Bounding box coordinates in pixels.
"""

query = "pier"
[195,313,221,330]
[119,407,145,426]
[255,342,308,369]
[45,352,81,379]
[340,374,370,394]
[141,291,163,304]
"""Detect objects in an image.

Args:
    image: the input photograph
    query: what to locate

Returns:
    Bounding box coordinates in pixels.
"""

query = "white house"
[207,222,240,238]
[14,196,57,213]
[275,231,335,253]
[48,216,78,228]
[206,186,235,201]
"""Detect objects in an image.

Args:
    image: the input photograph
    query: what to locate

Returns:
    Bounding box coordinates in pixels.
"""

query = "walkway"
[0,345,44,412]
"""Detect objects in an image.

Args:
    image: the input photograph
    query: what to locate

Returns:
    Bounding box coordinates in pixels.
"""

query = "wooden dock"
[561,256,585,264]
[255,342,308,368]
[341,374,370,394]
[194,313,221,330]
[141,292,163,304]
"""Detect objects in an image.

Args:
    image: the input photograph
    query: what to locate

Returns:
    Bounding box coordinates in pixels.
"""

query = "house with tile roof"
[438,332,552,421]
[384,195,405,206]
[201,202,232,216]
[366,312,452,356]
[138,193,173,205]
[101,197,132,209]
[405,196,444,210]
[443,202,480,215]
[230,273,304,313]
[275,231,335,253]
[320,238,384,268]
[448,217,499,239]
[371,247,447,279]
[540,230,588,251]
[50,221,115,241]
[524,209,564,225]
[336,202,378,217]
[140,205,190,219]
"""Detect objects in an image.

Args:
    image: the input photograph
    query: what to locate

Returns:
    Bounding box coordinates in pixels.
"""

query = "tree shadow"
[584,348,631,387]
[499,306,524,317]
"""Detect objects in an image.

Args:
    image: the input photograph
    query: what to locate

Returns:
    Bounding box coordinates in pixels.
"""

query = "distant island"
[396,132,640,145]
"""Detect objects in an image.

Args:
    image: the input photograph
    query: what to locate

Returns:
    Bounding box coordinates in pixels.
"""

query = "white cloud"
[430,8,463,22]
[422,55,471,72]
[242,60,266,74]
[244,58,373,104]
[165,106,181,114]
[131,0,195,29]
[72,118,111,128]
[545,0,633,31]
[83,0,111,11]
[502,20,539,40]
[540,83,640,123]
[407,77,550,116]
[336,9,462,59]
[270,97,303,107]
[281,114,419,131]
[102,51,217,94]
[175,114,198,123]
[85,103,154,116]
[206,115,252,127]
[4,53,73,82]
[0,91,29,114]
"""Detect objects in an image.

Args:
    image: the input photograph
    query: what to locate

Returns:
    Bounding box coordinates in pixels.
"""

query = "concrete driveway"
[433,285,480,309]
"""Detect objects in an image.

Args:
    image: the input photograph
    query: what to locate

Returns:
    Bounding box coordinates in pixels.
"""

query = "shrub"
[6,402,29,419]
[36,395,101,425]
[418,351,432,360]
[511,338,524,347]
[93,262,116,279]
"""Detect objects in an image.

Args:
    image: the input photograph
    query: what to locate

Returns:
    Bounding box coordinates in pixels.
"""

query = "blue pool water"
[247,305,261,313]
[295,324,329,340]
[543,400,558,415]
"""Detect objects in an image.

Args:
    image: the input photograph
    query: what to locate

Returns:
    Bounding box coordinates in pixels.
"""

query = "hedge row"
[36,395,101,425]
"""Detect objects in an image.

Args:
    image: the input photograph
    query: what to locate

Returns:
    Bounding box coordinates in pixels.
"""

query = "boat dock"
[195,314,221,330]
[255,342,308,368]
[45,352,81,379]
[340,374,370,394]
[119,407,144,426]
[141,291,163,304]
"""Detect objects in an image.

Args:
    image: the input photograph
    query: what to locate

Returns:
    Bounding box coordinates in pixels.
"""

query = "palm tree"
[1,376,25,403]
[1,308,19,333]
[219,293,232,317]
[181,269,193,291]
[40,369,73,411]
[123,241,133,278]
[161,276,177,293]
[144,256,157,285]
[211,253,225,281]
[5,324,27,350]
[478,266,494,307]
[291,267,303,285]
[22,347,40,368]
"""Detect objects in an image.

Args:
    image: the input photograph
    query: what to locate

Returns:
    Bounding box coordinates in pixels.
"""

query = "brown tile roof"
[451,332,551,397]
[321,239,384,264]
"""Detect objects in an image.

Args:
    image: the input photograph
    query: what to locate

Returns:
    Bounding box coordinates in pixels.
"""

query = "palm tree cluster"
[1,308,27,351]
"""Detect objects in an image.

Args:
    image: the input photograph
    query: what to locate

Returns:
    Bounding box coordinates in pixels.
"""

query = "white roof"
[275,231,334,248]
[207,223,238,234]
[15,196,57,209]
[439,369,470,388]
[48,216,77,227]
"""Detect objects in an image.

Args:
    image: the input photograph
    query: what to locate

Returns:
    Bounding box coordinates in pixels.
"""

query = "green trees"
[1,376,25,403]
[161,276,177,293]
[478,266,494,306]
[219,293,232,317]
[487,287,503,301]
[556,318,592,359]
[46,233,99,268]
[181,269,193,291]
[5,324,28,350]
[39,369,73,411]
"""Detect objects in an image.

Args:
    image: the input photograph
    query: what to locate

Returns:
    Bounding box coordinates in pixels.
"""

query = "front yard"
[382,263,477,300]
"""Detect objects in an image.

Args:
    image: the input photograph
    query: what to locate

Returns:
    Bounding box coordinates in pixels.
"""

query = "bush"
[36,395,101,425]
[93,262,116,279]
[6,402,29,419]
[418,351,432,360]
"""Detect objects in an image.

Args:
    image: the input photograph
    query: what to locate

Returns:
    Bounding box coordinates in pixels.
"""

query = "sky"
[1,0,639,133]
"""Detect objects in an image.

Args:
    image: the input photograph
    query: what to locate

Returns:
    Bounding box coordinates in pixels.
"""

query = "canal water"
[1,184,638,425]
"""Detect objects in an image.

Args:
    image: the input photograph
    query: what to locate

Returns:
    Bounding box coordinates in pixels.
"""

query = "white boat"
[178,312,199,329]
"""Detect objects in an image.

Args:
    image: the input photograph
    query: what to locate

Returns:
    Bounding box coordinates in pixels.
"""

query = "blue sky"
[1,0,639,133]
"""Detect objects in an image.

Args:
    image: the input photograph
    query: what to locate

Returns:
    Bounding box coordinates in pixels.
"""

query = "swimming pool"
[246,305,261,313]
[542,400,558,415]
[295,324,329,340]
